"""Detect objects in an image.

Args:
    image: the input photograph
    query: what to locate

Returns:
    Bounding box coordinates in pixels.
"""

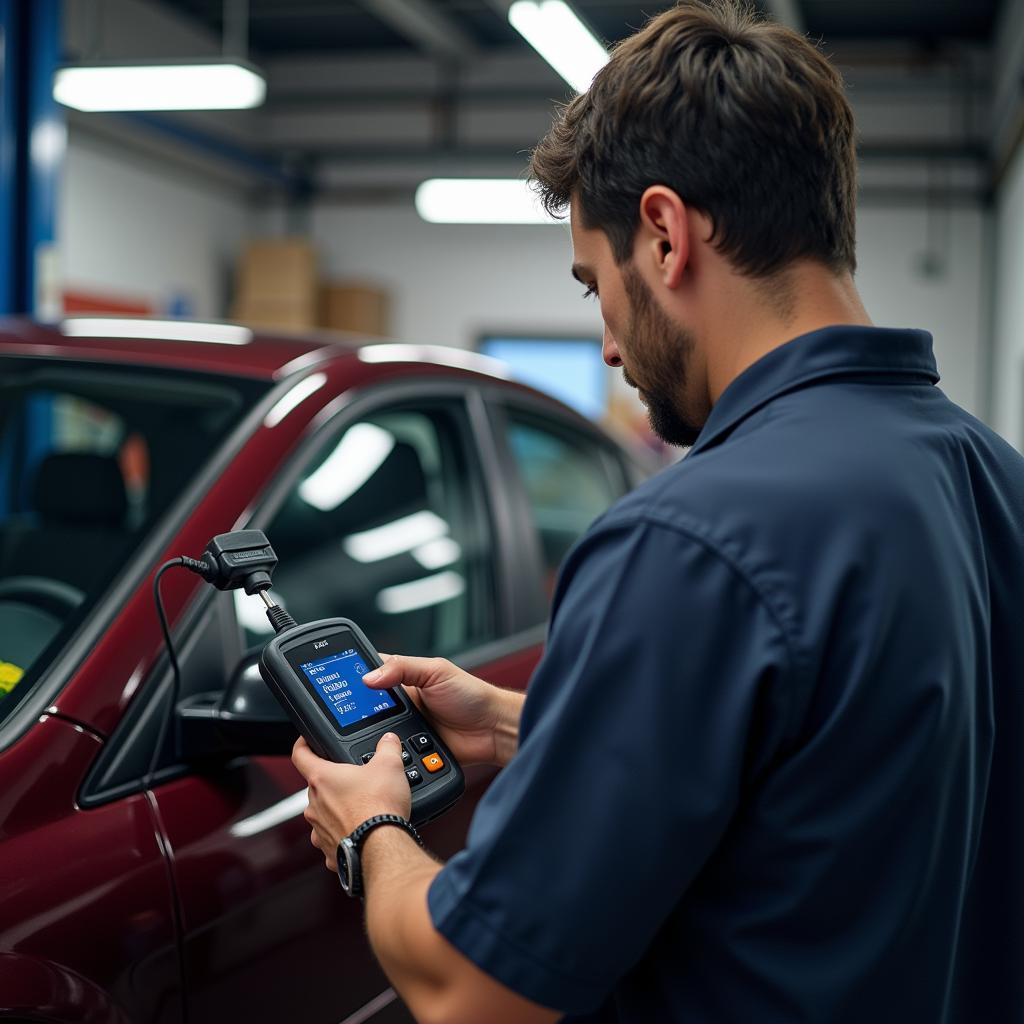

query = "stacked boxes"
[232,239,319,331]
[233,239,391,336]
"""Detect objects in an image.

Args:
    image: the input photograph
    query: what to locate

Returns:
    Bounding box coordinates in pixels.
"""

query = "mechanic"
[291,2,1024,1021]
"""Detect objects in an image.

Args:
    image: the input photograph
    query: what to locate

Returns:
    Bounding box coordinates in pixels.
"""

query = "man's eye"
[581,285,598,300]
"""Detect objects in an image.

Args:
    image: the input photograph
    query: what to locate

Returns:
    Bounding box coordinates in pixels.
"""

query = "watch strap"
[349,813,424,854]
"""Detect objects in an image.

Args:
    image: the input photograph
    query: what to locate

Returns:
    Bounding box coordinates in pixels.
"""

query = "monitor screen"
[480,337,607,419]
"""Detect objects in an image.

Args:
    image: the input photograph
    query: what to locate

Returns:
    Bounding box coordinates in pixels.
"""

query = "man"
[292,2,1024,1021]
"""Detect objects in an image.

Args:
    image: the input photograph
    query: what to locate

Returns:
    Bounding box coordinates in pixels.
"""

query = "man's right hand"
[362,655,523,768]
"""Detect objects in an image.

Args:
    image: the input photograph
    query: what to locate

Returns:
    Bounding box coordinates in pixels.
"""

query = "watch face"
[337,837,360,897]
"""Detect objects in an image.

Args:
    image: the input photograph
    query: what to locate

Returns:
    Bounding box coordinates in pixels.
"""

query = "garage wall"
[60,129,249,319]
[254,198,988,418]
[990,143,1024,448]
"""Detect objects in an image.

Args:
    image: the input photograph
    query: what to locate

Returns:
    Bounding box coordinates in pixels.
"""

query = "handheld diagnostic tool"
[260,616,464,825]
[157,530,464,827]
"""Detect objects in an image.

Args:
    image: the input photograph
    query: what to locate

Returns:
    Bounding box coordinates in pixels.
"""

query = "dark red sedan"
[0,318,644,1024]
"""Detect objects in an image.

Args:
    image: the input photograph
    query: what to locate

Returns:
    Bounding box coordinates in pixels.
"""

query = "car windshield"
[0,357,268,721]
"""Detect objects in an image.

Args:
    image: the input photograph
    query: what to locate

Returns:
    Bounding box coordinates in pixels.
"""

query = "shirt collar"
[688,325,939,456]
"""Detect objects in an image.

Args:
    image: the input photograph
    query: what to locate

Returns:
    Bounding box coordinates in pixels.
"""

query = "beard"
[621,266,705,447]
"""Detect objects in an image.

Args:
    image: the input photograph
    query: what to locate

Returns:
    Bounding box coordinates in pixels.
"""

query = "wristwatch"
[336,814,424,898]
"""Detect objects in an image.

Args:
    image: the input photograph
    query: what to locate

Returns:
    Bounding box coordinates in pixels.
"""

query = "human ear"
[637,186,689,289]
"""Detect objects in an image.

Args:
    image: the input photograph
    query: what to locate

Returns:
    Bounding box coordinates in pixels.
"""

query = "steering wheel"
[0,576,86,618]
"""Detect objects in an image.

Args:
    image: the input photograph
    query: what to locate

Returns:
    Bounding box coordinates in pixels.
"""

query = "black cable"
[267,603,297,633]
[144,558,187,793]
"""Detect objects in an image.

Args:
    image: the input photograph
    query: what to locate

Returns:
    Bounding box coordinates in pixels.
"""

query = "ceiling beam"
[358,0,478,61]
[763,0,804,33]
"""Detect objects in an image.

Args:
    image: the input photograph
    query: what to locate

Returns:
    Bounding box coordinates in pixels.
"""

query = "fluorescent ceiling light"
[413,537,462,570]
[61,318,252,345]
[299,423,396,512]
[344,510,449,564]
[377,571,465,614]
[508,0,608,93]
[54,61,266,112]
[415,179,561,226]
[264,372,328,428]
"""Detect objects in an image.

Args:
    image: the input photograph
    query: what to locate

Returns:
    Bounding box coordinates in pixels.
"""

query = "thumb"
[371,731,404,767]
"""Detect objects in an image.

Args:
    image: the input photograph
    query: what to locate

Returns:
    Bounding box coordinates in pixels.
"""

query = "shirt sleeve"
[428,517,796,1015]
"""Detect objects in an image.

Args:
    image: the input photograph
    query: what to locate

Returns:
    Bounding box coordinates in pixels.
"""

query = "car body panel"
[0,714,180,1023]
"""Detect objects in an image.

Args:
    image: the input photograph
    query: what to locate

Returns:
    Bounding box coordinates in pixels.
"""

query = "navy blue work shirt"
[428,326,1024,1023]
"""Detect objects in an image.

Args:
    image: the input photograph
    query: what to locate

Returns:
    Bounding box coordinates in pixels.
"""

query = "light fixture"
[414,179,561,226]
[61,317,253,345]
[508,0,608,94]
[53,60,266,112]
[377,571,466,614]
[299,423,396,511]
[413,537,462,570]
[344,511,449,564]
[55,0,266,113]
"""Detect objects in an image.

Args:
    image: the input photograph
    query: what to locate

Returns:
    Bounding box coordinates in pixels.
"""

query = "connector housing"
[200,530,278,594]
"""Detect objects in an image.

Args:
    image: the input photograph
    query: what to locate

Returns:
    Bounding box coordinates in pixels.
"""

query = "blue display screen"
[299,647,397,730]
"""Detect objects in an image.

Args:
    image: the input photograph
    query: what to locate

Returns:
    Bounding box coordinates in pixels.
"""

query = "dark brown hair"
[530,0,857,276]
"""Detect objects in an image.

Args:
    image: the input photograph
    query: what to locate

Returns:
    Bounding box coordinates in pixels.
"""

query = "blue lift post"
[0,0,60,518]
[0,0,63,317]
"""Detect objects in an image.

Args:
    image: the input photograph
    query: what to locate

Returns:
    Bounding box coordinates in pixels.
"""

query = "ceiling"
[167,0,1005,56]
[63,0,1010,203]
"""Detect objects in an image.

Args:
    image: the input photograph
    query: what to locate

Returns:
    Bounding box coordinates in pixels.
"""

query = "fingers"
[291,736,322,781]
[369,731,404,768]
[363,654,439,691]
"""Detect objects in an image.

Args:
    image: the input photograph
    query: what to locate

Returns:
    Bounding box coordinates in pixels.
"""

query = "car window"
[503,409,624,596]
[0,359,267,724]
[242,402,495,658]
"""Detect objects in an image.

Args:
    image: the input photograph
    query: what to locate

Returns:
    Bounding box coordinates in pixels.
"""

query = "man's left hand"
[292,732,412,871]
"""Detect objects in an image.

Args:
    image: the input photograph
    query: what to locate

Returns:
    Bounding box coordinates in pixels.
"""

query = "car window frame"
[0,359,276,755]
[482,387,639,627]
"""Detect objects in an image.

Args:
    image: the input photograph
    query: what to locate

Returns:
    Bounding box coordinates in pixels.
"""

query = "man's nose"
[602,327,623,367]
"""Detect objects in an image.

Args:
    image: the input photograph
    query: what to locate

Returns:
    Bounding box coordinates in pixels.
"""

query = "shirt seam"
[692,364,937,454]
[595,509,809,691]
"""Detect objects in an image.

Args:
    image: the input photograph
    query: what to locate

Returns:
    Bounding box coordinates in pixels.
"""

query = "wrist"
[491,686,525,767]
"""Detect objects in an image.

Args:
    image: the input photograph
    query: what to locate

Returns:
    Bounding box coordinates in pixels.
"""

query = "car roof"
[0,317,513,384]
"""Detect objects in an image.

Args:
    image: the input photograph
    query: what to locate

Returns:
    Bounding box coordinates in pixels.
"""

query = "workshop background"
[2,0,1024,451]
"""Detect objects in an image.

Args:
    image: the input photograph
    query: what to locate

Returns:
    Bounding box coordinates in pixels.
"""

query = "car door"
[485,392,640,606]
[148,381,547,1024]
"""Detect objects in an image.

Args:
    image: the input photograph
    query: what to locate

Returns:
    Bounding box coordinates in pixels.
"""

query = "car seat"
[0,452,131,594]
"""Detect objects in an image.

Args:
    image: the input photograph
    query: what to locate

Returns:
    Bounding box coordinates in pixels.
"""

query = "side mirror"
[177,654,297,760]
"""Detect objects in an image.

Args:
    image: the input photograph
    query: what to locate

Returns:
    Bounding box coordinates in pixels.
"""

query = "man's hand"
[292,732,411,870]
[363,655,524,767]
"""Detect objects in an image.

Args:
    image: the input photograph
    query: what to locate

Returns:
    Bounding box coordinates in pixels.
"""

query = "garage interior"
[0,0,1019,449]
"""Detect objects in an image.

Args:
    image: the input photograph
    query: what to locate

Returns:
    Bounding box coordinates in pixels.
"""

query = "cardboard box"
[235,239,318,308]
[233,297,318,332]
[320,282,391,337]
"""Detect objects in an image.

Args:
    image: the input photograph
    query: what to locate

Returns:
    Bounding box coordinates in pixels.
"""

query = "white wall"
[60,129,249,319]
[991,143,1024,448]
[856,205,987,417]
[255,198,987,417]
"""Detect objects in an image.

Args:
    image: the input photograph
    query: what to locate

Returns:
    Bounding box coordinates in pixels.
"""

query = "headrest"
[33,453,128,527]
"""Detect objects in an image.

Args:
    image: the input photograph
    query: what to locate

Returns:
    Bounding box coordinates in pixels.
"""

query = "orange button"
[421,752,445,773]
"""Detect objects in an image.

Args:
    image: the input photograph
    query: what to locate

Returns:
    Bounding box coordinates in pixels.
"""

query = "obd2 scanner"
[152,530,464,826]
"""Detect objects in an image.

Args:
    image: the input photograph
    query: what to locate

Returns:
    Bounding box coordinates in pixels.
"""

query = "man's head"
[530,0,858,445]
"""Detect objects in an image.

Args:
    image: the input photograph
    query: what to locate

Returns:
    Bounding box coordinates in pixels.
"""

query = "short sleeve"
[428,518,795,1015]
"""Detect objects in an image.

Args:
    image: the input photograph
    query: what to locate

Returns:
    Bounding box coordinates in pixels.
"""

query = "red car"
[0,318,645,1024]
